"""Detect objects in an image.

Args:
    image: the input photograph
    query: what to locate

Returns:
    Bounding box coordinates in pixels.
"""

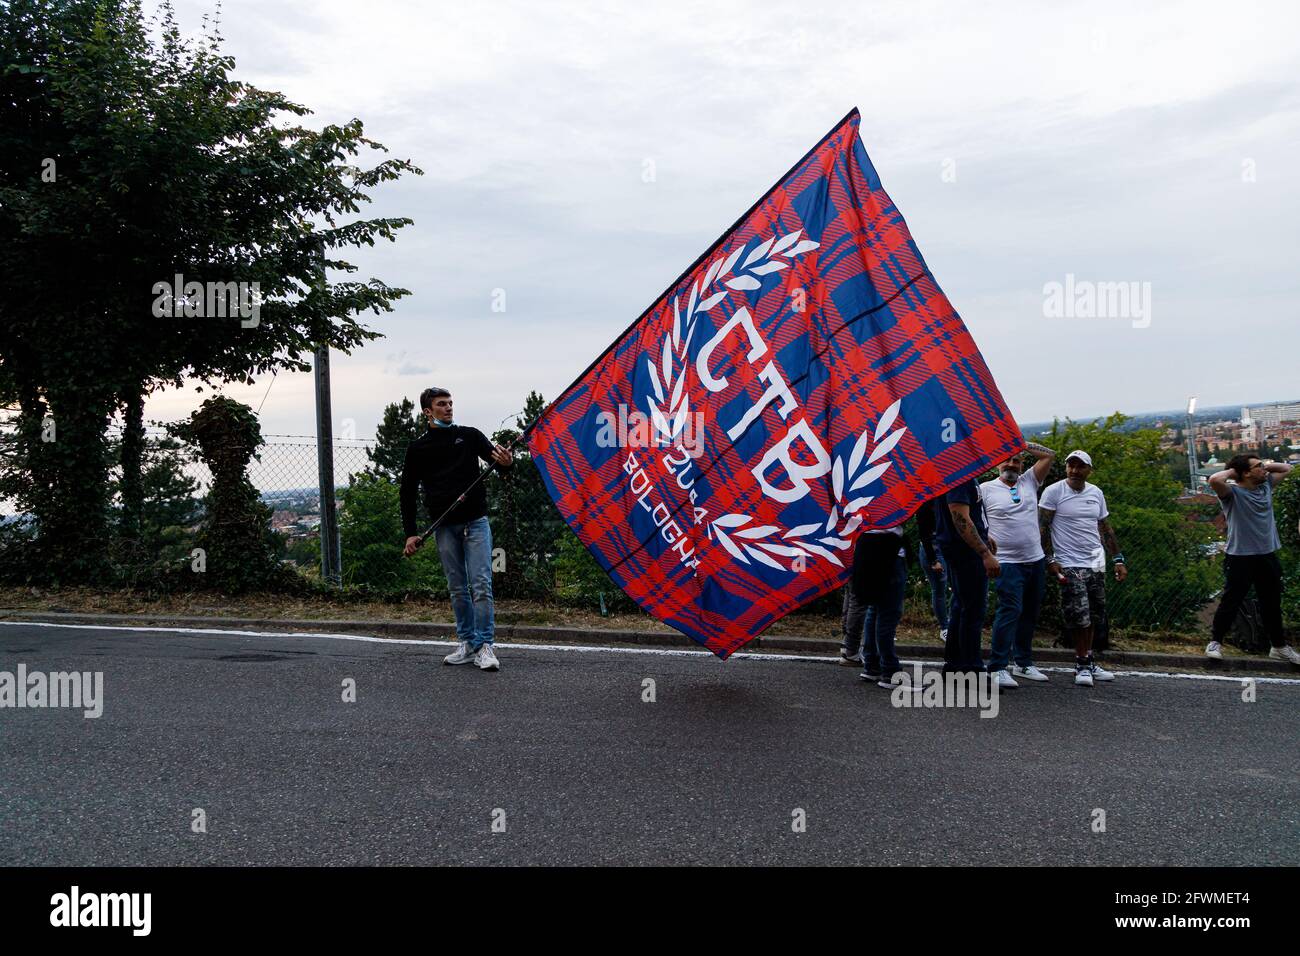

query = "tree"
[0,0,422,581]
[337,471,445,591]
[169,396,289,592]
[365,397,424,482]
[487,391,570,599]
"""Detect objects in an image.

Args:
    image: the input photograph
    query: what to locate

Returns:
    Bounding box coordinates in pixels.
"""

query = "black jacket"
[399,424,499,537]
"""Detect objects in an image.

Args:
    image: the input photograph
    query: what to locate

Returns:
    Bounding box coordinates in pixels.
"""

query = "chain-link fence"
[105,433,1250,637]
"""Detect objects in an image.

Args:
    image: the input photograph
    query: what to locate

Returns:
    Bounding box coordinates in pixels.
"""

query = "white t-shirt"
[1038,480,1109,570]
[979,470,1044,564]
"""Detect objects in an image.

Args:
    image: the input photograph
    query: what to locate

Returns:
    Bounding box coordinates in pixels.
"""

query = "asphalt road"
[1,622,1297,866]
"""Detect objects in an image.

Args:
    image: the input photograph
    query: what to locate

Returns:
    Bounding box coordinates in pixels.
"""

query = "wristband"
[1112,553,1126,565]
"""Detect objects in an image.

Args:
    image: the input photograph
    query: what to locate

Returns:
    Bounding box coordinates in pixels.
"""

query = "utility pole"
[1185,396,1199,495]
[313,239,341,585]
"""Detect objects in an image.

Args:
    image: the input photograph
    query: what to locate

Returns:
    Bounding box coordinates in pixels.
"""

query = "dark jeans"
[842,586,866,657]
[918,538,949,629]
[942,544,987,673]
[987,559,1044,670]
[1212,552,1284,648]
[859,555,908,676]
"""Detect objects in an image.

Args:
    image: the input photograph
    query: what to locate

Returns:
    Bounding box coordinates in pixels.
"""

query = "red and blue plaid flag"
[527,108,1022,658]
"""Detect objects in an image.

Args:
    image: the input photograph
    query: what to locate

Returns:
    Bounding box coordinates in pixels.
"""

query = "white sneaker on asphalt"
[444,641,475,665]
[839,651,863,667]
[879,671,924,692]
[1074,667,1093,687]
[1010,664,1049,682]
[1089,662,1114,682]
[1205,641,1224,660]
[1268,645,1300,665]
[475,644,500,671]
[991,668,1019,689]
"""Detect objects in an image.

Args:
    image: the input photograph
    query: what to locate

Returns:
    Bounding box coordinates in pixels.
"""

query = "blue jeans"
[434,516,495,649]
[987,559,1044,671]
[942,544,987,673]
[918,538,949,629]
[857,555,908,676]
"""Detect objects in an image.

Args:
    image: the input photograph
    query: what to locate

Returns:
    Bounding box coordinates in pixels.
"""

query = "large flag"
[526,108,1022,658]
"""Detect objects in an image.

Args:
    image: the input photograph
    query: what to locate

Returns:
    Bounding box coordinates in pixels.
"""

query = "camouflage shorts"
[1060,567,1106,628]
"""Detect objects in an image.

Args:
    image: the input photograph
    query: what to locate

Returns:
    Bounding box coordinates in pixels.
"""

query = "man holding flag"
[401,386,513,671]
[524,109,1022,657]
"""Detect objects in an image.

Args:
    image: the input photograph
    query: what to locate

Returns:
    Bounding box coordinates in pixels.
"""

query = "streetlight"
[1185,396,1199,494]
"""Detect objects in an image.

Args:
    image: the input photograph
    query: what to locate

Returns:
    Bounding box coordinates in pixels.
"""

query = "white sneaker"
[1074,667,1093,687]
[1205,641,1223,660]
[475,644,500,671]
[879,671,924,692]
[1010,664,1049,682]
[939,628,949,645]
[1089,661,1114,682]
[991,668,1019,689]
[444,641,475,665]
[1269,645,1300,665]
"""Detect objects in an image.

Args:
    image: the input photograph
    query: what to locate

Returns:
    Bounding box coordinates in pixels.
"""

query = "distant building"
[1242,402,1300,428]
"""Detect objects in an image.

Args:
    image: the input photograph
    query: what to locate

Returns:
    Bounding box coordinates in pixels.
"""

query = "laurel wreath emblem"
[646,229,819,444]
[709,401,907,570]
[638,228,907,573]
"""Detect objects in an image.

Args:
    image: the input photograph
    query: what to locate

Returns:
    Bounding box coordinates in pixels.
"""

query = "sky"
[144,0,1300,440]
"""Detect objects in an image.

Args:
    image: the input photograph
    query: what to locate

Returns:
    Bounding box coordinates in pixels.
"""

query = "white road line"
[4,619,1300,685]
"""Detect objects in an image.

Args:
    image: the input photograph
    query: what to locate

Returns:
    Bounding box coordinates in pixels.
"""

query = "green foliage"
[487,391,569,599]
[366,397,424,482]
[105,434,202,584]
[169,396,291,592]
[552,529,633,611]
[0,0,421,585]
[1273,471,1300,626]
[337,471,445,592]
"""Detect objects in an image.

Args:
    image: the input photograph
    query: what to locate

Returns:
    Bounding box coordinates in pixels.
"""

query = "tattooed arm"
[949,502,1000,579]
[1026,441,1056,484]
[1040,507,1062,580]
[1099,517,1128,582]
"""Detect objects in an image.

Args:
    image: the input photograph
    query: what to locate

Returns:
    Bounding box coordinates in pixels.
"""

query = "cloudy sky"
[148,0,1300,440]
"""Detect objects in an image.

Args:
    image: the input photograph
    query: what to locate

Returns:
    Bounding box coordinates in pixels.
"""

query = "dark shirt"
[399,424,498,537]
[916,499,939,557]
[935,478,988,550]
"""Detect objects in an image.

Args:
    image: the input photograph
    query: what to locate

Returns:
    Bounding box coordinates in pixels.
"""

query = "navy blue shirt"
[935,478,988,550]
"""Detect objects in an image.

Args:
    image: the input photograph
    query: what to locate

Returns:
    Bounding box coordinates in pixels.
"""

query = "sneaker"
[1089,661,1114,682]
[1268,645,1300,665]
[1010,664,1049,682]
[839,651,863,666]
[1205,641,1224,660]
[939,628,949,645]
[991,668,1019,689]
[1074,667,1093,687]
[879,671,924,692]
[444,641,475,665]
[859,669,883,682]
[475,644,500,671]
